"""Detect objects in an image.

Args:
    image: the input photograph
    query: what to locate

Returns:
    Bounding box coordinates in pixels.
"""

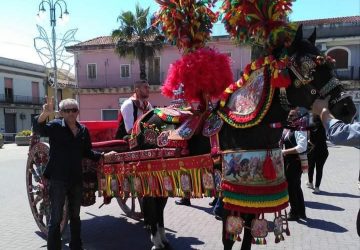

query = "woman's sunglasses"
[62,108,79,113]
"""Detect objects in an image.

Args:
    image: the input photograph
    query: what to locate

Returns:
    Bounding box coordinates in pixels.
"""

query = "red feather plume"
[162,48,233,102]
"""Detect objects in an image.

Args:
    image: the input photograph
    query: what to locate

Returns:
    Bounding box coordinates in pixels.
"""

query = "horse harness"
[279,54,342,111]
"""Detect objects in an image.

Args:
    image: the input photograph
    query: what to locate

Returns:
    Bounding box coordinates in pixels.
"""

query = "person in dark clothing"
[281,109,308,221]
[33,97,114,250]
[307,115,329,193]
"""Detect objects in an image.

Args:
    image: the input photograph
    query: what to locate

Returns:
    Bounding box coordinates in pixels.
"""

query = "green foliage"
[112,4,164,80]
[0,133,3,139]
[16,130,32,136]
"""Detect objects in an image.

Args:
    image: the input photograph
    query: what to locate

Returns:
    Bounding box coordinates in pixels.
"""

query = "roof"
[295,16,360,26]
[47,69,77,88]
[66,34,162,51]
[66,16,360,51]
[298,16,360,39]
[66,36,115,51]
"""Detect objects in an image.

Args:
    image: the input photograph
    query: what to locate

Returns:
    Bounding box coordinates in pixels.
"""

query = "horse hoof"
[151,232,165,249]
[151,246,166,250]
[159,227,169,244]
[162,241,170,248]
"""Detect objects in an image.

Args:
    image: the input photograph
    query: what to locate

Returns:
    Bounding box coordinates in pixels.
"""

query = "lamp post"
[37,0,69,113]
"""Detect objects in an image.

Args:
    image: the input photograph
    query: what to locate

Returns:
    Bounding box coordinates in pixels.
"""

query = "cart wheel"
[116,196,144,220]
[26,142,68,236]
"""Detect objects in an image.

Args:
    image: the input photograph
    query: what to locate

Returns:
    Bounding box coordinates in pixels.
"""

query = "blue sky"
[0,0,359,66]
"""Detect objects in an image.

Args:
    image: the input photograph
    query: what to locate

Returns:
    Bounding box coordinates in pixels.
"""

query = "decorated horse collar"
[217,55,291,129]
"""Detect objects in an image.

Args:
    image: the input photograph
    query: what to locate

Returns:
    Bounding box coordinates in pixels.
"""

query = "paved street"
[0,144,359,250]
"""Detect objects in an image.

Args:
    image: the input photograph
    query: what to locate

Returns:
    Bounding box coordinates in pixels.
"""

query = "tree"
[112,4,164,80]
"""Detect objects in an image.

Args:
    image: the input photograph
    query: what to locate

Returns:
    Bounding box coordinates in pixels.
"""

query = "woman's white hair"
[59,98,79,110]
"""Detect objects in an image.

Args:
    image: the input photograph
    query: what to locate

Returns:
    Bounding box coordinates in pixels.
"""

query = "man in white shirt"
[281,109,308,221]
[116,80,152,139]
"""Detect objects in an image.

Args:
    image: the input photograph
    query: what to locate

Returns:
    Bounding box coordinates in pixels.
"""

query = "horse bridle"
[279,54,343,111]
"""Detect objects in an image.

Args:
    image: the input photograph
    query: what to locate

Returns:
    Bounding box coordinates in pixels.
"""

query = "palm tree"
[112,4,164,80]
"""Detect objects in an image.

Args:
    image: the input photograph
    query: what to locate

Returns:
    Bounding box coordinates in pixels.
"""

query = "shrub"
[0,133,3,139]
[16,130,32,136]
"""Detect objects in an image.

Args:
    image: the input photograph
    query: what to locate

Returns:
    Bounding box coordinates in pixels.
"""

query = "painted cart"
[26,119,219,236]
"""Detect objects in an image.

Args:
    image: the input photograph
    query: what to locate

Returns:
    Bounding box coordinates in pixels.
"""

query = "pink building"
[66,36,251,121]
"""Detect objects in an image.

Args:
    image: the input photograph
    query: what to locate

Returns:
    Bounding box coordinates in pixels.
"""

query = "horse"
[133,25,356,250]
[217,25,356,249]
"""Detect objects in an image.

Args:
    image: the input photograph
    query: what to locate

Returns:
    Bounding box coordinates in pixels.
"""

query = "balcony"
[0,94,43,105]
[77,72,166,88]
[334,66,360,81]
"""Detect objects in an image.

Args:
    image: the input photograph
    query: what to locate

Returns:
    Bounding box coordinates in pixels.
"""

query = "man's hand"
[38,96,54,123]
[43,96,54,115]
[103,151,117,163]
[311,96,330,116]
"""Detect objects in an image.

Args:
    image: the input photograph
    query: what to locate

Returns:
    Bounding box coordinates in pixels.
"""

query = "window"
[223,52,232,57]
[120,64,130,78]
[327,47,349,69]
[87,64,97,79]
[57,89,62,105]
[32,81,40,104]
[102,109,118,121]
[4,77,13,103]
[148,57,160,85]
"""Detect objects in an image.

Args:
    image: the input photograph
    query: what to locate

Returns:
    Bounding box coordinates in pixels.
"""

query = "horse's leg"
[240,213,255,250]
[142,197,150,229]
[156,197,169,244]
[144,197,165,249]
[222,210,235,250]
[222,211,255,250]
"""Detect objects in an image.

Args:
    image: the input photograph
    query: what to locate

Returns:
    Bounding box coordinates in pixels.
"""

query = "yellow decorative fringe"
[223,196,289,208]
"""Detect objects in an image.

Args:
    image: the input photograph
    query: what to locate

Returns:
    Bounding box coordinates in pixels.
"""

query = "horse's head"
[283,25,356,123]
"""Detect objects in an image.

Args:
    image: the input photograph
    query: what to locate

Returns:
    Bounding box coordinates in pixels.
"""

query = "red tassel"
[271,69,291,88]
[263,152,277,180]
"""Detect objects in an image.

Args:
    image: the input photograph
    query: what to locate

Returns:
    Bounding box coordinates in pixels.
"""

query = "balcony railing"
[0,94,44,105]
[77,72,166,88]
[335,66,360,81]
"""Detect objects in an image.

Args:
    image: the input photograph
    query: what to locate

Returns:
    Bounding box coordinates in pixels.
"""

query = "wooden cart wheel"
[116,196,144,220]
[26,142,68,236]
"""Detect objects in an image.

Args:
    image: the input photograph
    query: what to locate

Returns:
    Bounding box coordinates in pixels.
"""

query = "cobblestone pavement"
[0,144,359,250]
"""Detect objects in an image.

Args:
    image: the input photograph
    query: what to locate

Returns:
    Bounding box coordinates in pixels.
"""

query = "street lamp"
[37,0,69,114]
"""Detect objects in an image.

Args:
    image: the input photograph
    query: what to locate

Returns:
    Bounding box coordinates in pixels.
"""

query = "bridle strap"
[288,55,316,85]
[279,87,293,111]
[318,77,340,97]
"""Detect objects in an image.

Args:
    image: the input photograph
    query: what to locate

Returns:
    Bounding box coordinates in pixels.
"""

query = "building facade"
[46,69,77,120]
[66,37,251,121]
[67,16,360,122]
[299,16,360,121]
[0,57,47,141]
